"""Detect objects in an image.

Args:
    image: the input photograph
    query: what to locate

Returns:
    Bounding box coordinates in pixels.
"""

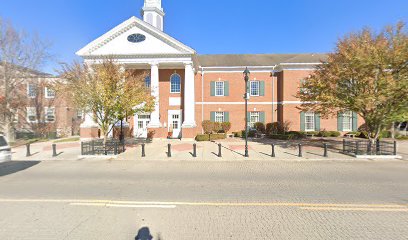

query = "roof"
[0,62,53,77]
[197,53,328,67]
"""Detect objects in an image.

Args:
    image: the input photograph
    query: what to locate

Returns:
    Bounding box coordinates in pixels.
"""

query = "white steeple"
[142,0,165,31]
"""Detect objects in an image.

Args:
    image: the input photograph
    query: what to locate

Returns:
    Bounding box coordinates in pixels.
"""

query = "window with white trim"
[45,87,55,98]
[300,79,309,94]
[76,110,83,119]
[215,112,224,123]
[144,75,151,88]
[26,107,37,123]
[250,81,260,96]
[170,73,181,93]
[250,112,260,127]
[215,81,224,96]
[28,84,37,98]
[343,111,352,132]
[45,107,55,122]
[305,112,315,132]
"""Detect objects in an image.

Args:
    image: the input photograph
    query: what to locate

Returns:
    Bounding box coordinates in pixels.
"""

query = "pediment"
[77,16,195,57]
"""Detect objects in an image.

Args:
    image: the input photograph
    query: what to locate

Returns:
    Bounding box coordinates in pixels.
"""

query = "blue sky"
[1,0,407,74]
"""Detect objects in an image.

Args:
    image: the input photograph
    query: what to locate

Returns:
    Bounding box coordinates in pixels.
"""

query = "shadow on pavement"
[0,161,41,177]
[135,227,162,240]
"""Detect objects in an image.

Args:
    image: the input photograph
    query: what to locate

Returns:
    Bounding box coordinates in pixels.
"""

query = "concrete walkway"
[10,137,408,162]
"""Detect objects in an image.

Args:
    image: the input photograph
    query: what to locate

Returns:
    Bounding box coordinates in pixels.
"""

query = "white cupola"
[142,0,165,31]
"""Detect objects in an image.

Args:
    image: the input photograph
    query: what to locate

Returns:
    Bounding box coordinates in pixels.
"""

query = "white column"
[148,62,161,128]
[182,62,196,128]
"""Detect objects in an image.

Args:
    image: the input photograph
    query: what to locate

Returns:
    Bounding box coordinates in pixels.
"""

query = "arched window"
[145,75,151,88]
[156,15,162,30]
[170,73,181,93]
[146,13,153,25]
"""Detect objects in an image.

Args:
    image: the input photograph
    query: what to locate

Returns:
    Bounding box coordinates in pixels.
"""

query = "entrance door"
[168,110,182,139]
[134,114,150,138]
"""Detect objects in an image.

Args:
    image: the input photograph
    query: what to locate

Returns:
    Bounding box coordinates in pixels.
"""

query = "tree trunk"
[391,122,395,139]
[4,121,15,143]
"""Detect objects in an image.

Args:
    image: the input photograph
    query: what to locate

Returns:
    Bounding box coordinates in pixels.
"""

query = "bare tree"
[0,17,51,142]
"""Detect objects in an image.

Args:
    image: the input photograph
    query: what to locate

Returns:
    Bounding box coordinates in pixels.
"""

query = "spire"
[142,0,165,31]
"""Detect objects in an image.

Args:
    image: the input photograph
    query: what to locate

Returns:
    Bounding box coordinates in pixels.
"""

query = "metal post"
[52,144,57,157]
[271,144,275,157]
[81,142,84,156]
[342,139,346,153]
[141,143,146,157]
[114,143,118,155]
[298,143,302,157]
[218,143,222,157]
[323,143,328,157]
[193,143,197,158]
[376,139,380,155]
[394,141,397,155]
[91,140,95,155]
[355,141,359,155]
[26,143,31,157]
[168,144,171,158]
[368,141,372,155]
[244,67,250,158]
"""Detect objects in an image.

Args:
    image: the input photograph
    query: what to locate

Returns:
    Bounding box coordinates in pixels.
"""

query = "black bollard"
[167,144,172,157]
[218,143,222,157]
[271,144,276,157]
[355,141,359,155]
[141,143,146,157]
[393,141,397,155]
[193,143,197,158]
[26,143,31,157]
[298,143,303,157]
[52,144,57,157]
[342,139,346,153]
[323,143,328,157]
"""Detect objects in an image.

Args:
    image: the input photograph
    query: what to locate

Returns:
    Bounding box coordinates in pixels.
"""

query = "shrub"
[241,129,257,138]
[266,123,274,134]
[221,122,231,133]
[202,120,214,134]
[269,134,294,140]
[195,133,226,141]
[317,131,341,137]
[396,135,408,140]
[147,130,155,139]
[305,131,319,136]
[213,122,222,133]
[379,131,392,139]
[287,131,306,139]
[233,131,242,138]
[254,122,265,133]
[329,131,341,137]
[195,134,209,141]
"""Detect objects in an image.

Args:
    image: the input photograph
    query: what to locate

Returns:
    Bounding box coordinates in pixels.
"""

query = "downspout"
[271,65,277,123]
[200,66,205,134]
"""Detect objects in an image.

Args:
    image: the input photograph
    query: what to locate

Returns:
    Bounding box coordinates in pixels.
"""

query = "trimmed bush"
[202,120,214,134]
[233,131,242,138]
[195,134,226,141]
[254,122,266,133]
[317,131,341,137]
[379,130,392,139]
[213,122,222,133]
[287,131,306,139]
[266,123,274,134]
[221,122,231,133]
[241,129,257,138]
[269,134,294,140]
[396,135,408,140]
[329,131,341,137]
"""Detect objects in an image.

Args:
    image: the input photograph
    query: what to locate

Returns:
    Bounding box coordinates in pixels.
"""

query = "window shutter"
[210,81,215,96]
[352,112,358,131]
[260,112,266,123]
[300,112,305,131]
[314,113,321,131]
[260,81,265,96]
[224,112,230,122]
[210,112,215,122]
[224,81,229,96]
[337,112,343,131]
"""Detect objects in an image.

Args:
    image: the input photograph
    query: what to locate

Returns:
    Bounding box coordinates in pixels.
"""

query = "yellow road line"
[0,198,407,209]
[300,207,408,212]
[70,202,177,209]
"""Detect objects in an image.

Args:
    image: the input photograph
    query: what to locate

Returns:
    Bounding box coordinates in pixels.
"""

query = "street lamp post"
[243,67,250,157]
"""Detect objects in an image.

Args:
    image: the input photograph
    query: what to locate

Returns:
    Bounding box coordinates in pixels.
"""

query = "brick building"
[0,63,82,139]
[78,0,361,139]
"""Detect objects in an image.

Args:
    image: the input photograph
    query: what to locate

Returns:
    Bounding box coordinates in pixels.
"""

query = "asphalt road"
[0,160,408,239]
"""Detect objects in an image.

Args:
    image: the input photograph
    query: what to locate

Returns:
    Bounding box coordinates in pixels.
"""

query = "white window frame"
[250,111,260,127]
[76,110,83,119]
[26,107,37,123]
[215,81,224,96]
[144,75,151,88]
[215,112,225,123]
[27,83,37,98]
[250,81,260,96]
[170,73,181,93]
[44,107,56,123]
[45,87,55,99]
[343,111,353,132]
[305,112,315,132]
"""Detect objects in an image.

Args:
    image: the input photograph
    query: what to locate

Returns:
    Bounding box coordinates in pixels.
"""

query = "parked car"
[0,135,11,162]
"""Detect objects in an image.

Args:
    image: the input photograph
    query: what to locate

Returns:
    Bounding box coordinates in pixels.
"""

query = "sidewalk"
[10,137,408,162]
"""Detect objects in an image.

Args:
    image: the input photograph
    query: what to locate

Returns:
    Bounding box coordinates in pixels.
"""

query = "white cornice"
[76,16,195,57]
